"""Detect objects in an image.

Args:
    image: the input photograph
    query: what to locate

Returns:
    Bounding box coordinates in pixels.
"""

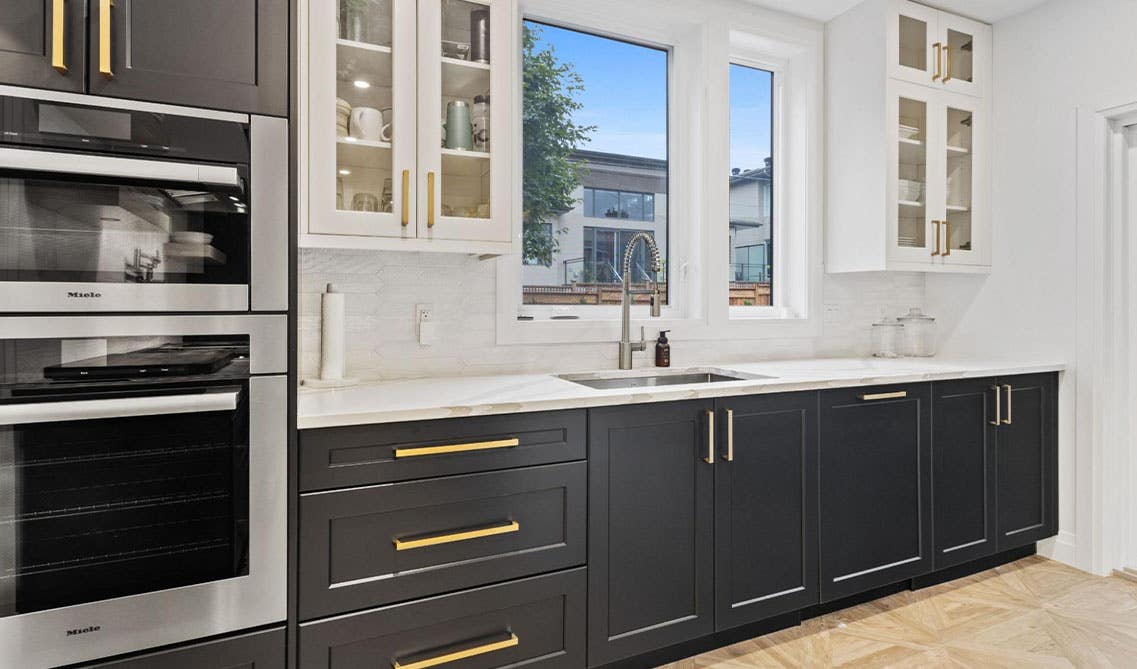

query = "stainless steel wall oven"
[0,314,286,669]
[0,86,287,313]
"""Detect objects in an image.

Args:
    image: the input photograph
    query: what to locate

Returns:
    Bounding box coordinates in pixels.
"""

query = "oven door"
[0,148,252,313]
[0,377,286,669]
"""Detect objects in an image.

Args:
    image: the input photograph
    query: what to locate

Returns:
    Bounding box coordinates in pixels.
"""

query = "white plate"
[170,231,214,245]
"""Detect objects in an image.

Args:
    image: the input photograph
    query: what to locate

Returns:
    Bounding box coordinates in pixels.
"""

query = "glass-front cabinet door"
[939,96,986,265]
[890,83,986,267]
[937,12,987,98]
[891,1,939,88]
[890,85,939,263]
[309,0,417,237]
[417,0,511,243]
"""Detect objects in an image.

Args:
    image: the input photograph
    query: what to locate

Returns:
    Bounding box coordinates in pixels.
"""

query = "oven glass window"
[0,174,249,285]
[0,335,251,616]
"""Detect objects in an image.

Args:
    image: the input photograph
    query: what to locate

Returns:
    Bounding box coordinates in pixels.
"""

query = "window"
[583,188,656,221]
[520,20,668,306]
[728,63,774,307]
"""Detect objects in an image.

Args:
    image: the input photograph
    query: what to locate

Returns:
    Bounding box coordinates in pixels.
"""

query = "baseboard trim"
[1113,568,1137,584]
[1038,530,1077,566]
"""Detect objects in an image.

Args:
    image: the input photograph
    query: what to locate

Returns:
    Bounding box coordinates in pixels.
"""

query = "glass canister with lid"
[898,307,937,357]
[871,316,904,358]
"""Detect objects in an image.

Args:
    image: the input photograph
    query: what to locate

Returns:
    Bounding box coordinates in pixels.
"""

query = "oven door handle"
[0,390,239,426]
[0,147,241,187]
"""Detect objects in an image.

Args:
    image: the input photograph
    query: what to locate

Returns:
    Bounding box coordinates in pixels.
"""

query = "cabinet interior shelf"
[899,138,926,165]
[898,199,925,209]
[442,57,491,100]
[946,145,971,156]
[946,204,971,213]
[337,39,393,89]
[441,148,491,177]
[337,138,392,169]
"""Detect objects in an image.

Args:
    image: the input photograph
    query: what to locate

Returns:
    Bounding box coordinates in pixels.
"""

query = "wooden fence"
[523,282,771,306]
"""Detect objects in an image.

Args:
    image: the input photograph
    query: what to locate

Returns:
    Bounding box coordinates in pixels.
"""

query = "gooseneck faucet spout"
[618,233,663,370]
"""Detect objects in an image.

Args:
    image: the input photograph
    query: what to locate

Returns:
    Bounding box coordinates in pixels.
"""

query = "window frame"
[498,0,822,345]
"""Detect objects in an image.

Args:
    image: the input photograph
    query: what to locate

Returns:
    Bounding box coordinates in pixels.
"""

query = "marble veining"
[298,357,1065,429]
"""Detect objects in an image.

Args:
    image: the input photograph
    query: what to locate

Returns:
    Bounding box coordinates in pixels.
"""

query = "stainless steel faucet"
[618,232,663,369]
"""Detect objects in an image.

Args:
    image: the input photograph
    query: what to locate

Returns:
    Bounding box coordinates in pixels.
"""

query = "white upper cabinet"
[826,0,991,274]
[890,0,989,98]
[301,0,516,255]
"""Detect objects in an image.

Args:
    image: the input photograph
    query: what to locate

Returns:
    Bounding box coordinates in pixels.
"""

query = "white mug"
[350,107,384,141]
[380,107,393,142]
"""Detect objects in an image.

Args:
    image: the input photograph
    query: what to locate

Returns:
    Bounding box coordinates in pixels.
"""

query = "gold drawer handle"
[99,0,114,79]
[394,520,519,551]
[401,169,410,227]
[52,0,67,74]
[427,171,436,228]
[392,633,519,669]
[394,437,519,458]
[860,391,907,401]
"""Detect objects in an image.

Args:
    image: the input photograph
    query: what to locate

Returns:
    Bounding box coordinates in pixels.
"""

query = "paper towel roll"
[320,284,345,381]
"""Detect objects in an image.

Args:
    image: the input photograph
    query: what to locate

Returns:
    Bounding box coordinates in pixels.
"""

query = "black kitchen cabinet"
[587,400,715,666]
[87,0,287,115]
[932,378,999,570]
[996,373,1058,551]
[1,0,86,92]
[819,384,933,602]
[714,392,819,630]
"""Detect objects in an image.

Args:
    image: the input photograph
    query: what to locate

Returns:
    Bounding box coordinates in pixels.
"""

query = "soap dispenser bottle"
[655,330,671,367]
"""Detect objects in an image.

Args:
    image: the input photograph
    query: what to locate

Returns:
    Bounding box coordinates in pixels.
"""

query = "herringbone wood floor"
[659,556,1137,668]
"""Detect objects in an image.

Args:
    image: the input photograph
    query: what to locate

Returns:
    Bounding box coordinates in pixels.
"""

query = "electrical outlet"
[416,304,436,345]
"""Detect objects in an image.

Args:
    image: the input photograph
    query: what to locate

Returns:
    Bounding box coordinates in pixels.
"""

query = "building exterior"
[523,149,771,303]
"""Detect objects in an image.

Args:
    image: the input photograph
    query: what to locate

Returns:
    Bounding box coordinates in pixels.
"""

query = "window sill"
[495,310,821,345]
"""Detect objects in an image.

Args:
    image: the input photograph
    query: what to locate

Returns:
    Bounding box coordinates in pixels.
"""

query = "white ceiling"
[744,0,1051,23]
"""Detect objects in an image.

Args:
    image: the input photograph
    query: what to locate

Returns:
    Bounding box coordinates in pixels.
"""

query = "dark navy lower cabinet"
[819,383,934,602]
[714,392,820,630]
[996,373,1059,551]
[932,378,1000,570]
[587,400,716,666]
[298,569,586,669]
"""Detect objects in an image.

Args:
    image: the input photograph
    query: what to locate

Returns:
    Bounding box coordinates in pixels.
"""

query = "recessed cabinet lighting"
[353,80,371,89]
[338,169,352,176]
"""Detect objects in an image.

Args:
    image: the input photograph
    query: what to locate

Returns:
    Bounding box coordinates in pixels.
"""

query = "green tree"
[522,24,594,266]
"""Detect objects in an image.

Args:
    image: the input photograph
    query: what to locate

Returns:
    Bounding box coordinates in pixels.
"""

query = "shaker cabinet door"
[87,0,288,115]
[0,0,86,91]
[932,378,998,569]
[995,373,1058,551]
[819,384,933,602]
[714,392,819,631]
[587,400,715,666]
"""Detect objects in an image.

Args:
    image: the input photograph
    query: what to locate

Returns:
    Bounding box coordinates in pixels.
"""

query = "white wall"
[927,0,1137,571]
[300,248,924,379]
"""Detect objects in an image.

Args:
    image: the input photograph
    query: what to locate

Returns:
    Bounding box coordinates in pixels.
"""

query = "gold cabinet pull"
[705,410,715,464]
[427,171,436,228]
[394,520,519,551]
[860,390,907,401]
[392,633,519,669]
[990,385,1002,425]
[394,437,519,458]
[401,169,410,227]
[724,408,734,462]
[943,220,951,256]
[943,45,953,83]
[931,220,941,256]
[1002,384,1013,425]
[99,0,114,79]
[52,0,67,74]
[932,42,943,81]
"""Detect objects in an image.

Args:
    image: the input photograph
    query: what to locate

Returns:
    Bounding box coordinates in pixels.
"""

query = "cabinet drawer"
[299,410,586,491]
[81,626,284,668]
[298,569,586,669]
[299,462,586,620]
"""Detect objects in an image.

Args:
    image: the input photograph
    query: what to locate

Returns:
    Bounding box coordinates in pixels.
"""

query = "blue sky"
[526,21,772,172]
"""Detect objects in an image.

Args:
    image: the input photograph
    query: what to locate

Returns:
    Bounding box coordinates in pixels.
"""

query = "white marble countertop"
[297,357,1066,430]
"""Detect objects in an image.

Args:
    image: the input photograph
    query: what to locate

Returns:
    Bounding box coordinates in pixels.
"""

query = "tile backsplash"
[300,249,925,380]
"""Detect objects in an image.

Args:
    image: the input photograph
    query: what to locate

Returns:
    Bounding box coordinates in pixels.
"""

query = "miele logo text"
[66,625,101,636]
[67,292,102,299]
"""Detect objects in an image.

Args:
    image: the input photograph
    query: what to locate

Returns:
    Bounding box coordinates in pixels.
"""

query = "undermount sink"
[558,368,775,390]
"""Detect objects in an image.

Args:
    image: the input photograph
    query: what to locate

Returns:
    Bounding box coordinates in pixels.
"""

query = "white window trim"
[497,0,822,345]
